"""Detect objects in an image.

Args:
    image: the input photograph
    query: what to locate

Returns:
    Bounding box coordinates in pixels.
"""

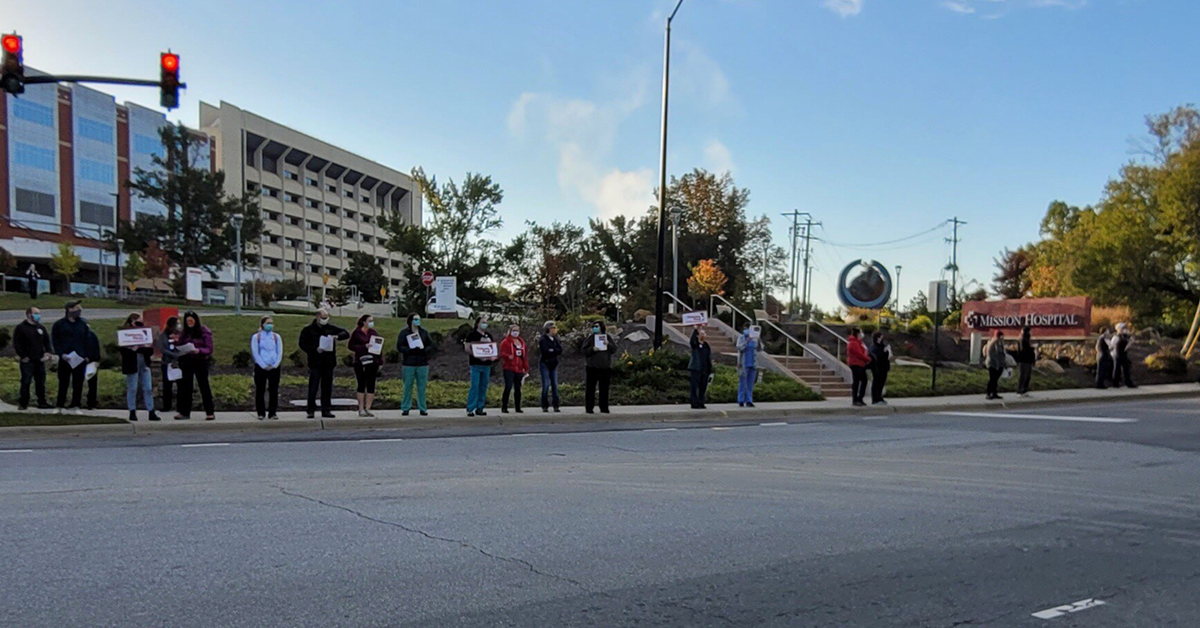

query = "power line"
[817,220,950,249]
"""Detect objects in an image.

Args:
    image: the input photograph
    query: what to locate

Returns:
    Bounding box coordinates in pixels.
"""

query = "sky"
[7,0,1198,310]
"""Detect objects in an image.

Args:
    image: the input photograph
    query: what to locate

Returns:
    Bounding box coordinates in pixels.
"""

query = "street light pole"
[670,208,682,314]
[231,214,244,315]
[653,0,685,349]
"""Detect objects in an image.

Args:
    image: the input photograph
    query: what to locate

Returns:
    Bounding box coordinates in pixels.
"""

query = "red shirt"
[499,335,530,374]
[846,336,871,367]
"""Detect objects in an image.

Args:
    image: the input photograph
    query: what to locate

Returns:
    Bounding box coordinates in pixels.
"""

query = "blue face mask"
[264,323,274,332]
[32,313,41,323]
[480,322,488,331]
[412,318,421,327]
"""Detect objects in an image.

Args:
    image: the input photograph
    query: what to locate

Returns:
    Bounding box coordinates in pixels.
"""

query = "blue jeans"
[125,366,154,412]
[467,365,492,412]
[539,362,560,410]
[738,367,757,405]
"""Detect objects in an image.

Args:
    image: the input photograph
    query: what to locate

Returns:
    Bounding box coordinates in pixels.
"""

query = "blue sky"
[8,0,1197,309]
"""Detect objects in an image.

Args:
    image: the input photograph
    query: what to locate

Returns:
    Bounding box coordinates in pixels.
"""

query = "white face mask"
[367,321,374,329]
[511,330,519,337]
[318,318,329,326]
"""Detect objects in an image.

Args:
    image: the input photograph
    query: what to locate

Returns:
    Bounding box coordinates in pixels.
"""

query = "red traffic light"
[1,34,20,55]
[161,52,179,72]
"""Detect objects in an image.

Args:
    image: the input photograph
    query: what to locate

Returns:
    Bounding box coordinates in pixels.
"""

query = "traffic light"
[160,51,180,109]
[1,33,23,95]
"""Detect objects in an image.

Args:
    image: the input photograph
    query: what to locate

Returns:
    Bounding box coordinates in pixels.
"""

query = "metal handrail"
[709,294,754,335]
[804,317,849,363]
[661,291,692,313]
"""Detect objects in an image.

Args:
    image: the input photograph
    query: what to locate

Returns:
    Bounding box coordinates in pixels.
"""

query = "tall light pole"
[304,252,313,302]
[653,0,686,349]
[894,265,902,312]
[669,206,682,314]
[231,213,244,315]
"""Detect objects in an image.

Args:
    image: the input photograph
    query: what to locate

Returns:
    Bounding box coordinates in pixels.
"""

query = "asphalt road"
[2,398,1199,627]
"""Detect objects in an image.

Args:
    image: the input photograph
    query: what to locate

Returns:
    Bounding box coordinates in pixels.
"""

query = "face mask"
[367,321,375,329]
[412,318,421,327]
[480,323,488,331]
[592,327,600,334]
[264,323,274,332]
[68,310,81,320]
[318,318,329,326]
[511,330,519,337]
[32,313,41,323]
[134,321,144,327]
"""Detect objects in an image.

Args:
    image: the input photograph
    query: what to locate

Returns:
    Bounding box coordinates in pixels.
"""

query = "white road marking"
[642,428,678,433]
[180,443,231,448]
[506,432,550,437]
[759,422,788,427]
[1032,598,1106,619]
[357,438,405,443]
[937,412,1136,424]
[0,449,34,453]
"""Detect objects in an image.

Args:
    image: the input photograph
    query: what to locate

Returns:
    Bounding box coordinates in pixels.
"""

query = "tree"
[0,247,16,277]
[342,251,387,303]
[121,124,262,276]
[50,242,81,291]
[687,259,728,299]
[383,167,503,308]
[500,221,611,313]
[123,252,146,288]
[142,241,171,279]
[744,215,789,308]
[664,169,752,300]
[992,247,1034,299]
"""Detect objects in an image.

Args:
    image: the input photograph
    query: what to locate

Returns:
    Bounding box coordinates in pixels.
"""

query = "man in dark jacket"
[1113,324,1136,388]
[14,307,53,409]
[869,332,891,405]
[581,320,617,413]
[1015,326,1036,395]
[688,328,714,409]
[51,300,89,410]
[297,308,350,418]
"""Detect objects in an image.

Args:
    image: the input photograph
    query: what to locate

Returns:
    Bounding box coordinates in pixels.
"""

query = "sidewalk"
[3,383,1196,438]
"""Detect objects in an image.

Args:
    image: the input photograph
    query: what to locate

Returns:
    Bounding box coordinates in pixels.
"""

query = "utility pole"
[652,0,686,349]
[946,216,966,305]
[781,210,806,312]
[800,215,817,316]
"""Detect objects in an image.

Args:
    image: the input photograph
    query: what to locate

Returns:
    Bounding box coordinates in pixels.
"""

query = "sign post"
[421,271,434,312]
[185,267,203,302]
[929,280,949,393]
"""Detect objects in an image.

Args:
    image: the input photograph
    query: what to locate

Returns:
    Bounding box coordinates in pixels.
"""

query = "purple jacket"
[179,326,214,364]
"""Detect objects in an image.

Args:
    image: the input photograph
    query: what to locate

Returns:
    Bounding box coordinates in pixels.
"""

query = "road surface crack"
[276,486,603,596]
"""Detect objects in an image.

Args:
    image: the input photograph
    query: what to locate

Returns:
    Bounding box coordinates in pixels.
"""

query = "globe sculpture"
[837,259,893,310]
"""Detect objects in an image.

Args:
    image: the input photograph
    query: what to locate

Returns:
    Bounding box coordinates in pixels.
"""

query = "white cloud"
[676,41,733,107]
[704,140,735,175]
[940,0,1088,17]
[823,0,864,17]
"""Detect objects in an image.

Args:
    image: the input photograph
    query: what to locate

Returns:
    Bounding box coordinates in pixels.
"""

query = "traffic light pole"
[23,75,182,89]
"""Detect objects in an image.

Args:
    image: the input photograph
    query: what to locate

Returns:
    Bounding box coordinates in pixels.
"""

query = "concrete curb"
[3,386,1196,441]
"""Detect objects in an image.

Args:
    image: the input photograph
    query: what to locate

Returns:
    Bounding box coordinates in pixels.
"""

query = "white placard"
[176,342,196,354]
[369,336,386,355]
[430,276,457,313]
[166,365,183,382]
[749,325,761,339]
[117,328,154,347]
[318,335,335,352]
[470,342,498,359]
[682,311,708,326]
[85,362,98,380]
[63,351,85,369]
[186,267,204,302]
[406,333,423,350]
[594,334,608,351]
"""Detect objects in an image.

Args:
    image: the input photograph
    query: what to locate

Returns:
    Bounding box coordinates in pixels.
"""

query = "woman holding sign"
[250,316,283,420]
[348,315,382,418]
[155,317,185,413]
[175,311,216,421]
[118,313,158,421]
[464,317,498,417]
[582,320,617,414]
[398,313,434,416]
[499,324,529,413]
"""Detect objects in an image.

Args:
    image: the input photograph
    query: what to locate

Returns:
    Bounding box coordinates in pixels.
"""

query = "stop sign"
[421,271,435,287]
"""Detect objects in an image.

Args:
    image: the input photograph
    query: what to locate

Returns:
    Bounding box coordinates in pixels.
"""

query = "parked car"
[425,296,474,319]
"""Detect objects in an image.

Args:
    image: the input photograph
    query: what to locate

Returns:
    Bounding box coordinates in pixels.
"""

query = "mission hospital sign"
[961,297,1092,338]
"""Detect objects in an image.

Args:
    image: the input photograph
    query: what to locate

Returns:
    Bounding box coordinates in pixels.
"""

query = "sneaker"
[419,411,428,416]
[149,411,160,421]
[18,404,28,411]
[37,403,52,410]
[174,413,189,420]
[257,415,266,421]
[73,408,84,416]
[402,410,410,417]
[468,411,476,417]
[600,409,611,414]
[268,414,280,421]
[363,410,375,418]
[542,407,549,413]
[357,410,368,418]
[746,403,755,408]
[306,412,316,419]
[321,412,335,419]
[515,409,524,414]
[205,415,215,421]
[554,407,561,413]
[738,403,744,407]
[129,411,138,422]
[501,408,509,414]
[477,410,488,416]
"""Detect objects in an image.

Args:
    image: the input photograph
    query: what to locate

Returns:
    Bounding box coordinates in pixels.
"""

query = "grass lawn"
[0,412,126,427]
[885,365,1081,398]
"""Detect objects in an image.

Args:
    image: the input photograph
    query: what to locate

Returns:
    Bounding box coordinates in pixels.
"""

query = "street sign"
[421,271,434,287]
[323,273,330,286]
[380,287,387,298]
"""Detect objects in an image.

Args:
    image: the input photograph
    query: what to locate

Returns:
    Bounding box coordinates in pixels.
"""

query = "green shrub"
[908,315,933,335]
[231,350,252,368]
[289,349,307,368]
[859,322,878,334]
[942,310,961,328]
[1144,350,1187,375]
[341,354,355,368]
[385,349,402,364]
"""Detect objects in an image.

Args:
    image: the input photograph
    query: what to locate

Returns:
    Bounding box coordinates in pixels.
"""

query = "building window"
[79,159,115,185]
[325,203,338,214]
[344,189,356,198]
[266,211,280,221]
[305,198,320,209]
[12,100,53,127]
[14,188,56,217]
[286,216,300,226]
[325,246,339,256]
[14,143,55,171]
[306,177,318,187]
[360,193,370,203]
[309,264,321,274]
[262,186,279,198]
[325,183,337,193]
[306,243,318,253]
[286,238,301,248]
[346,211,357,221]
[79,201,115,227]
[283,170,299,181]
[327,226,340,235]
[329,269,339,278]
[284,192,301,203]
[391,278,402,286]
[268,258,281,268]
[247,182,260,193]
[306,220,320,230]
[390,260,401,268]
[77,118,114,144]
[267,235,281,245]
[133,134,164,157]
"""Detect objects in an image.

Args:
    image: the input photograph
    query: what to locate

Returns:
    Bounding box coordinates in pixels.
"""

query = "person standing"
[846,328,871,407]
[119,313,158,421]
[736,326,761,408]
[538,321,563,413]
[52,301,89,411]
[1015,326,1036,396]
[25,264,40,300]
[869,331,892,406]
[1095,327,1114,389]
[1113,323,1137,388]
[155,317,184,413]
[582,320,617,414]
[14,307,53,410]
[398,313,434,417]
[464,317,497,417]
[499,324,529,414]
[176,311,216,421]
[689,327,714,410]
[984,330,1007,400]
[298,308,350,419]
[251,316,283,421]
[347,314,381,418]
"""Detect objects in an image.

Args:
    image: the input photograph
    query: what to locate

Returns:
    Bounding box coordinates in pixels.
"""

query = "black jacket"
[688,331,713,374]
[398,327,436,367]
[539,334,563,368]
[298,321,350,369]
[869,342,891,372]
[51,316,89,358]
[465,329,495,367]
[13,320,51,361]
[85,329,101,362]
[118,325,155,375]
[1016,337,1036,364]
